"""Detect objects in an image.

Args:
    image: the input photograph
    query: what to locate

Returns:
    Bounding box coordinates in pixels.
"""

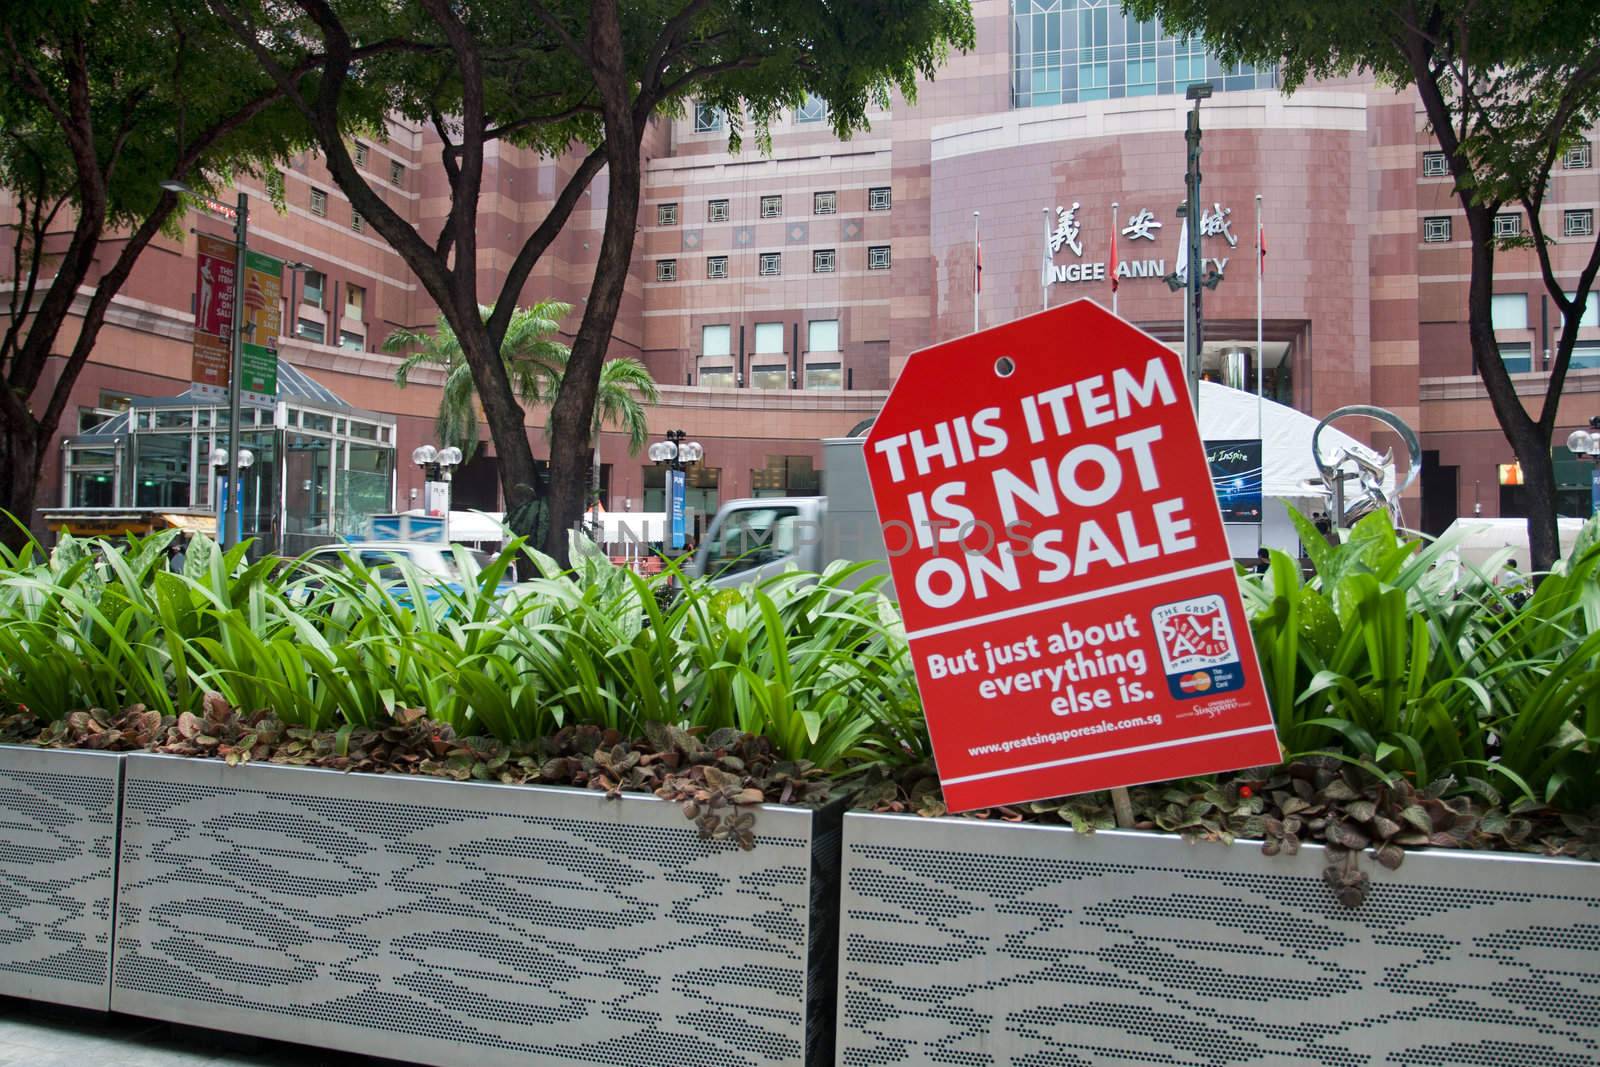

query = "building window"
[868,246,891,270]
[351,210,365,233]
[698,363,735,388]
[814,191,837,215]
[760,195,783,218]
[700,324,732,386]
[657,202,679,226]
[702,324,732,357]
[296,318,326,344]
[656,259,677,282]
[1491,293,1528,331]
[706,256,728,279]
[694,103,723,132]
[339,330,364,352]
[1563,291,1599,328]
[1564,210,1594,238]
[354,142,368,168]
[310,188,327,218]
[1010,0,1275,109]
[759,252,781,276]
[301,269,326,308]
[869,186,891,212]
[1422,151,1448,177]
[1423,216,1451,243]
[804,362,842,390]
[813,249,836,273]
[1498,342,1532,373]
[708,199,729,223]
[345,283,365,320]
[1565,142,1592,169]
[390,160,404,186]
[794,93,827,124]
[751,364,788,390]
[807,318,839,352]
[1571,340,1600,369]
[754,322,784,355]
[1494,213,1521,239]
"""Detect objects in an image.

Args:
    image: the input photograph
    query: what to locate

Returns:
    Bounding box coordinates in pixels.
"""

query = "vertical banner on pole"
[669,469,687,551]
[1110,202,1120,317]
[190,234,237,402]
[239,251,284,407]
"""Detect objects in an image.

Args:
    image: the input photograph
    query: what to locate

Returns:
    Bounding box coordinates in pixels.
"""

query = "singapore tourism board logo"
[1151,594,1246,700]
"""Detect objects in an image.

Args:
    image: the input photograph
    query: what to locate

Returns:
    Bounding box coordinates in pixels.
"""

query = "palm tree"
[569,357,659,524]
[387,302,660,523]
[385,301,571,463]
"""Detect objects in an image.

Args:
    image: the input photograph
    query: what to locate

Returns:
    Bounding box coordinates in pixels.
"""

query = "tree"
[216,0,973,564]
[386,301,573,463]
[386,301,660,524]
[1126,0,1600,572]
[0,1,390,550]
[566,356,659,526]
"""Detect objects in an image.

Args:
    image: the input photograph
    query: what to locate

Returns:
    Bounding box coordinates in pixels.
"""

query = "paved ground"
[0,997,412,1067]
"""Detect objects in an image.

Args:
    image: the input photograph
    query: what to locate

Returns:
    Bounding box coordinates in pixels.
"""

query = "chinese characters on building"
[1042,200,1236,286]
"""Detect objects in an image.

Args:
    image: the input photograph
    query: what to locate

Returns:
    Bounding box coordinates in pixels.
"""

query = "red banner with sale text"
[864,300,1280,812]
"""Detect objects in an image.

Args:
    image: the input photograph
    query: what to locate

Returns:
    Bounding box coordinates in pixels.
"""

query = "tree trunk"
[542,0,643,566]
[0,423,44,557]
[1460,208,1561,572]
[450,310,542,536]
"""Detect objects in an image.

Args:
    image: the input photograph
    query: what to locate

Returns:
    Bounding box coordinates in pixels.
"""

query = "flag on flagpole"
[1174,216,1189,281]
[1110,219,1120,293]
[1259,220,1267,275]
[976,237,982,294]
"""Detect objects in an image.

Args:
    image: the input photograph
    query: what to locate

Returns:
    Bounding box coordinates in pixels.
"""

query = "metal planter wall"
[0,745,123,1011]
[836,812,1600,1066]
[112,753,841,1067]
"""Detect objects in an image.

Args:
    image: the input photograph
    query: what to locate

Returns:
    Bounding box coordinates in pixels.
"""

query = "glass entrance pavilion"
[59,363,397,557]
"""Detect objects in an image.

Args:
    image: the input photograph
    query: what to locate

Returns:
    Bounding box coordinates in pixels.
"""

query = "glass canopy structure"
[59,363,397,557]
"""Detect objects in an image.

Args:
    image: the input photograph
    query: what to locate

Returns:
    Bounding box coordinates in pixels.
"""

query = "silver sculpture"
[1311,405,1421,529]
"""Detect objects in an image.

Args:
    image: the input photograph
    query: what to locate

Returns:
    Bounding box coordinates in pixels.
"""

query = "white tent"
[1196,381,1389,556]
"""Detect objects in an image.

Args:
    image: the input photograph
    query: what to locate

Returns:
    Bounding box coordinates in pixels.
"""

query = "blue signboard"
[1592,466,1599,515]
[368,513,447,544]
[669,469,686,550]
[1205,438,1263,524]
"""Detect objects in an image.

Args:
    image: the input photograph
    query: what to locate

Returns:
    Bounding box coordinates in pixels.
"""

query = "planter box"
[112,752,841,1067]
[837,812,1600,1066]
[0,744,123,1011]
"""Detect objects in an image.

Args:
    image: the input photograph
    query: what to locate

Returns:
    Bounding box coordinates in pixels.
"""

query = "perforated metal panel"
[0,745,122,1010]
[113,753,837,1067]
[837,813,1600,1066]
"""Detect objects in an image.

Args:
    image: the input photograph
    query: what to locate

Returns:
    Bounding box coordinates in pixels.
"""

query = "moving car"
[290,541,512,607]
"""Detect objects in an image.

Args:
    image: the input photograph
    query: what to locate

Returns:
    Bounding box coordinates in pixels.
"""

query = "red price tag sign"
[864,300,1280,812]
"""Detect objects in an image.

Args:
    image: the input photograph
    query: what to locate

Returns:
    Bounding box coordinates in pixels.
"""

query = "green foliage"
[387,302,575,461]
[1240,508,1600,810]
[0,531,917,774]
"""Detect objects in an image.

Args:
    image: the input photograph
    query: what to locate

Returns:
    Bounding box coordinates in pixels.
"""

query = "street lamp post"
[1163,84,1221,413]
[411,444,463,542]
[208,447,254,547]
[648,430,703,552]
[1566,416,1600,515]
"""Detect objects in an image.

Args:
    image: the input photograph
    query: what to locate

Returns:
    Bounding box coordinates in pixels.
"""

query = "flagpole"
[1256,193,1264,553]
[973,210,980,333]
[1042,208,1051,311]
[1111,201,1119,317]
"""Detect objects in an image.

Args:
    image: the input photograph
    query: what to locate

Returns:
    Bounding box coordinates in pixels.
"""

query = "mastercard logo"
[1178,671,1213,693]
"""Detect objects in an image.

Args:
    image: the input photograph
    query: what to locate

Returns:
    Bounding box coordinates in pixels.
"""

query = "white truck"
[687,436,892,592]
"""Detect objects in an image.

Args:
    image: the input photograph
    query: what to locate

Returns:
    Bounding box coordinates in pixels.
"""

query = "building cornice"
[930,88,1369,162]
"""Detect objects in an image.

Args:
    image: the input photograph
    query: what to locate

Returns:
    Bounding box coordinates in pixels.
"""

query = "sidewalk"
[0,997,409,1067]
